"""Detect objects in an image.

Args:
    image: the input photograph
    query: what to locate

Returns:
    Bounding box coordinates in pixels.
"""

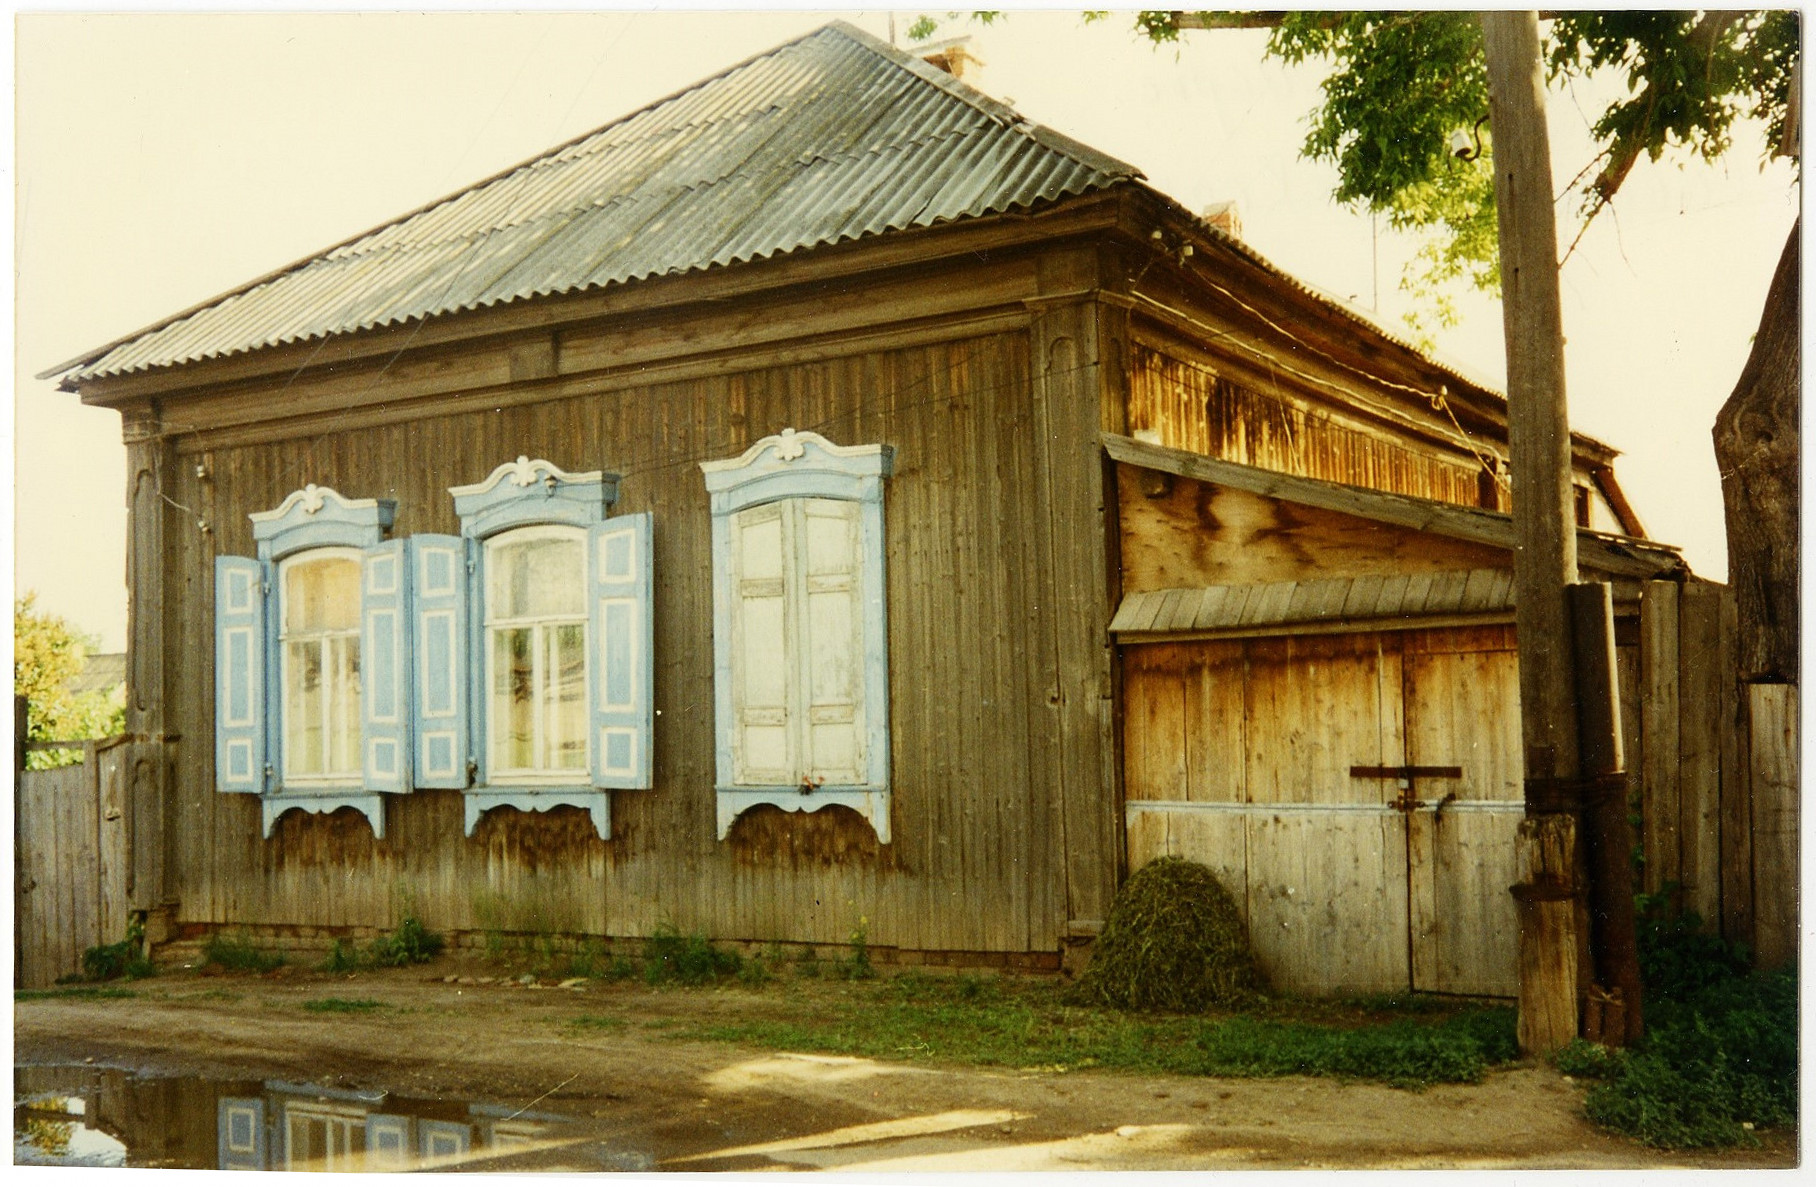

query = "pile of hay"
[1070,855,1266,1012]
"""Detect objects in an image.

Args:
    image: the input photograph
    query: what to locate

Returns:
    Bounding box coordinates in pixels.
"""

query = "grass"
[566,1014,630,1031]
[15,986,138,1002]
[301,997,386,1013]
[202,930,285,974]
[665,972,1516,1089]
[642,926,742,986]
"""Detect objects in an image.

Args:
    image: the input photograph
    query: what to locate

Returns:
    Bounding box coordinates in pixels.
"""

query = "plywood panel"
[1117,469,1509,594]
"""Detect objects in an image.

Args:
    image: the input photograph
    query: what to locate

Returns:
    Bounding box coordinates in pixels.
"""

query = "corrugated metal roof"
[56,21,1140,383]
[1110,569,1517,636]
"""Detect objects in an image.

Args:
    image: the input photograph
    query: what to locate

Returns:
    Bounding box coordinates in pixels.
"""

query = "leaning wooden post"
[1482,10,1583,1054]
[1570,581,1643,1045]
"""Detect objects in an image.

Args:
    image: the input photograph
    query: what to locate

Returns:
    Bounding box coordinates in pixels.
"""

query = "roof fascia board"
[1102,431,1681,579]
[73,189,1125,408]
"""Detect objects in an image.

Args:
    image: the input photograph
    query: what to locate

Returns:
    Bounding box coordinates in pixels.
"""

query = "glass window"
[484,526,589,779]
[279,550,362,780]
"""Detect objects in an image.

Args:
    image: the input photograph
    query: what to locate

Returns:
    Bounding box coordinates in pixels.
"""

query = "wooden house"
[47,22,1774,993]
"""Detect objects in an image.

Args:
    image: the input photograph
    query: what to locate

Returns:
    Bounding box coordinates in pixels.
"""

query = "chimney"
[917,36,983,82]
[1201,201,1243,241]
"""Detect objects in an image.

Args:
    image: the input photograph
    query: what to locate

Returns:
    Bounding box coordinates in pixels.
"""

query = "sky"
[13,8,1800,652]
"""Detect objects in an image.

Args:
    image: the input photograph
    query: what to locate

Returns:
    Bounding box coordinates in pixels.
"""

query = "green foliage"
[366,915,445,968]
[15,593,125,769]
[839,916,876,980]
[1635,890,1752,1002]
[642,926,742,986]
[302,997,384,1013]
[1069,855,1266,1012]
[677,972,1515,1088]
[202,930,285,973]
[79,917,154,982]
[318,939,360,974]
[1560,901,1797,1149]
[566,1014,629,1031]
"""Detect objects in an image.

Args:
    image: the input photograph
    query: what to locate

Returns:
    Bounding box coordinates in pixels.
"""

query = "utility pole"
[1480,10,1583,1055]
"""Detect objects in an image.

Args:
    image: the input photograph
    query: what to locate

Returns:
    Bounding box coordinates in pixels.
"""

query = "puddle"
[14,1065,654,1172]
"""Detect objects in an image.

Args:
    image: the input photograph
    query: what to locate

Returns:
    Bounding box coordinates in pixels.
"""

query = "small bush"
[1636,891,1751,1002]
[77,918,154,982]
[642,926,741,986]
[367,915,445,968]
[317,939,360,974]
[202,930,284,973]
[1069,856,1266,1012]
[1553,1038,1621,1079]
[838,918,876,980]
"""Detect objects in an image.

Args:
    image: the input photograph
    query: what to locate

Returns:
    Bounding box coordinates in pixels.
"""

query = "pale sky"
[14,9,1800,652]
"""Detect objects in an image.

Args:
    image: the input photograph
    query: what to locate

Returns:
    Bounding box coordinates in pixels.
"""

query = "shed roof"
[50,21,1139,384]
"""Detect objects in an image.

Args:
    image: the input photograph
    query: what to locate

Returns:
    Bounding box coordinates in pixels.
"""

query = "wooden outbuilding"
[40,21,1788,991]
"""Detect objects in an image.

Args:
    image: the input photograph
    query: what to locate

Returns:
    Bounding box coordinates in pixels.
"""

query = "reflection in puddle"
[15,1065,642,1172]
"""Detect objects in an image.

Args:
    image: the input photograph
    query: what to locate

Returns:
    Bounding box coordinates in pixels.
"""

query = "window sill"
[715,785,890,844]
[260,788,386,839]
[464,786,610,839]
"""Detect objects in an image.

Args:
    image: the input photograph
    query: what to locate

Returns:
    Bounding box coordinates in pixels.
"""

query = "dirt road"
[13,962,1794,1172]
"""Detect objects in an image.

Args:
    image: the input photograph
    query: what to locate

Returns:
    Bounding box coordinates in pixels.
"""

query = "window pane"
[286,640,324,776]
[492,628,536,770]
[284,557,360,632]
[488,535,583,619]
[550,623,588,771]
[329,636,361,776]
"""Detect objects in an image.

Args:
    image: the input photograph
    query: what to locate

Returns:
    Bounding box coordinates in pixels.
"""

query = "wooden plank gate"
[15,737,132,988]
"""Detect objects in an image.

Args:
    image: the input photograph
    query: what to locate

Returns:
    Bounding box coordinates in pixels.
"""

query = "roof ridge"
[824,20,1143,183]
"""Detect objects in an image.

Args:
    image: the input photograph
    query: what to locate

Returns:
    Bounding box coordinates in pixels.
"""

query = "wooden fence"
[16,737,131,988]
[1636,579,1799,969]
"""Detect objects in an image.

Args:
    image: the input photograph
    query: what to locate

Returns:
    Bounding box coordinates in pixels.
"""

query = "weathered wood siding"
[153,327,1102,956]
[1127,343,1491,507]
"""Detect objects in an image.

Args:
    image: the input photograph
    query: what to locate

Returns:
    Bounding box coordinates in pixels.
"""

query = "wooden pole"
[1481,10,1583,1054]
[1570,581,1643,1045]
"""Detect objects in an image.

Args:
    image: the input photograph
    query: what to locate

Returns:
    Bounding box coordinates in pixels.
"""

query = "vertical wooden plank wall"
[1635,579,1793,966]
[153,328,1098,959]
[15,747,119,987]
[1748,683,1799,969]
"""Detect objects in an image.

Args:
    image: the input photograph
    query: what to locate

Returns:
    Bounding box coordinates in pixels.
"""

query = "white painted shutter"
[410,534,470,788]
[214,555,269,793]
[589,513,653,789]
[361,539,410,793]
[799,498,864,784]
[730,502,795,784]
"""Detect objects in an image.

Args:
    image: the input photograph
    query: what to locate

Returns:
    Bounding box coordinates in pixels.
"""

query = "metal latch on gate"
[1349,765,1463,812]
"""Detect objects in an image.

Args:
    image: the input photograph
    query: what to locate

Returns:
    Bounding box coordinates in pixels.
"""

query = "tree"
[15,593,125,769]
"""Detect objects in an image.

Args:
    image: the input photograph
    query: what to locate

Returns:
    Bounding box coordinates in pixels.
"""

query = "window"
[701,429,894,842]
[215,484,405,838]
[279,550,363,782]
[484,526,589,780]
[432,456,653,839]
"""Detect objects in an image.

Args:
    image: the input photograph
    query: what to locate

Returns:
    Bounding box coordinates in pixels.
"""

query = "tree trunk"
[1713,219,1800,684]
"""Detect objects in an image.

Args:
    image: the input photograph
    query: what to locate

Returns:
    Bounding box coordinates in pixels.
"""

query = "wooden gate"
[1124,626,1524,996]
[15,738,131,988]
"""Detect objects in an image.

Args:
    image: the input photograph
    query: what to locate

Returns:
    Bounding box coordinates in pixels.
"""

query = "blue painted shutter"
[361,539,410,793]
[214,555,268,793]
[217,1097,267,1171]
[589,513,653,789]
[410,534,470,789]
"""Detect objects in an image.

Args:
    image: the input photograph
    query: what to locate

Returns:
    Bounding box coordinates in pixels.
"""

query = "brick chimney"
[1201,201,1243,241]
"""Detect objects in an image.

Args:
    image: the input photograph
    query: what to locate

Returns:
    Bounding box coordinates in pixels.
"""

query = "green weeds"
[15,986,137,1002]
[642,926,742,986]
[76,918,155,983]
[366,915,445,968]
[202,930,285,974]
[302,997,385,1013]
[671,974,1515,1088]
